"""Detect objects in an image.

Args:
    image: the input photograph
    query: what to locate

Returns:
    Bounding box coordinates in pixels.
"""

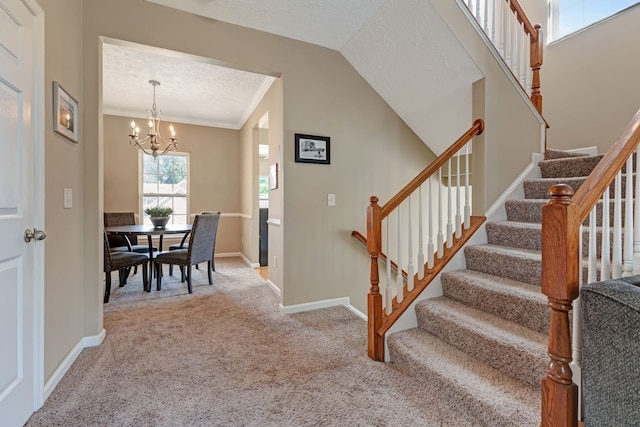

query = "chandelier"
[129,80,178,158]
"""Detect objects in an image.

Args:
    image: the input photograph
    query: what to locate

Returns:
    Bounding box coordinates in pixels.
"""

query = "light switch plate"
[64,188,72,209]
[328,193,336,206]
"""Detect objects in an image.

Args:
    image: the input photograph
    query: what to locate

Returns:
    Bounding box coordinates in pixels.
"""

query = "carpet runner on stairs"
[388,149,604,426]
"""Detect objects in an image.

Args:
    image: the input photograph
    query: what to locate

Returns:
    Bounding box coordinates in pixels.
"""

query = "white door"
[0,0,43,425]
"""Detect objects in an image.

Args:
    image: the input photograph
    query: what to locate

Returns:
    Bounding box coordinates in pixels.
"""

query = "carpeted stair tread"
[523,177,587,199]
[506,198,633,226]
[544,148,589,160]
[415,297,547,388]
[539,155,603,178]
[465,244,541,286]
[441,269,549,333]
[486,221,542,251]
[388,329,539,427]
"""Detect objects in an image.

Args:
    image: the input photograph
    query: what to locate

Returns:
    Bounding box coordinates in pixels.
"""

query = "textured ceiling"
[145,0,385,50]
[102,41,276,129]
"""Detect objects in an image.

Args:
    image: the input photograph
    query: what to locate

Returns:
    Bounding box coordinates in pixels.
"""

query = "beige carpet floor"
[26,258,473,426]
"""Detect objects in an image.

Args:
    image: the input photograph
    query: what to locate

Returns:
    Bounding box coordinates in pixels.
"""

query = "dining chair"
[168,211,220,277]
[154,213,220,294]
[104,211,157,280]
[103,231,149,303]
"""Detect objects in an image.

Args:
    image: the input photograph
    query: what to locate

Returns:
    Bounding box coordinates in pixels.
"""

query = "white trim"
[280,297,350,314]
[215,252,260,268]
[348,304,367,321]
[222,212,251,219]
[265,279,281,296]
[83,328,106,348]
[267,218,281,227]
[42,329,105,402]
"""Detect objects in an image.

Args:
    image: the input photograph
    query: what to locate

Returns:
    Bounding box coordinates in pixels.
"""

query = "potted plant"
[144,207,173,228]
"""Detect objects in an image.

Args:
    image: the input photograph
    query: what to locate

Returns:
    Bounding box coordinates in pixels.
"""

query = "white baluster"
[407,196,415,292]
[455,153,462,238]
[428,177,435,269]
[635,147,640,274]
[491,0,497,45]
[396,207,404,303]
[520,22,526,85]
[476,0,481,22]
[483,0,489,34]
[525,32,532,93]
[506,0,511,68]
[464,142,471,229]
[624,156,634,275]
[417,185,425,280]
[437,168,444,255]
[601,189,611,281]
[613,173,623,279]
[385,217,392,315]
[513,15,519,82]
[446,159,453,248]
[587,210,597,284]
[500,0,505,58]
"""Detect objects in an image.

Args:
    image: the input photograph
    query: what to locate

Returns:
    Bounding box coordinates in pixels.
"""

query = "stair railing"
[541,108,640,426]
[463,0,544,114]
[366,119,486,361]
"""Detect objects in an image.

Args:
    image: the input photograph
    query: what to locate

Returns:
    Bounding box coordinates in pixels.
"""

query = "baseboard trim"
[265,279,281,297]
[43,328,105,401]
[215,252,260,268]
[280,297,350,314]
[348,304,367,321]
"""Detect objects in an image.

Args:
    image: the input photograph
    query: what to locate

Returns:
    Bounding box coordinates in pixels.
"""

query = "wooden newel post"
[367,196,384,361]
[530,24,544,114]
[541,184,578,427]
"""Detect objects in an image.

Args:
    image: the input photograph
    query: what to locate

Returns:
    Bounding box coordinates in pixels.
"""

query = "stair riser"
[524,176,634,200]
[506,199,633,226]
[539,156,603,178]
[465,246,541,286]
[441,272,549,334]
[388,338,537,427]
[415,304,546,389]
[487,222,614,255]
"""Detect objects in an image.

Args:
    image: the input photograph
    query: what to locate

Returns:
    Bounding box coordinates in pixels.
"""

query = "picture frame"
[295,133,330,164]
[269,163,278,190]
[53,81,79,142]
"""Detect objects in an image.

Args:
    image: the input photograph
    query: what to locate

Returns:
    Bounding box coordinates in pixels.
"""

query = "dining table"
[104,223,192,279]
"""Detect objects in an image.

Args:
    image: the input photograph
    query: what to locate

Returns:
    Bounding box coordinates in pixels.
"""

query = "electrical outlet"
[273,256,277,268]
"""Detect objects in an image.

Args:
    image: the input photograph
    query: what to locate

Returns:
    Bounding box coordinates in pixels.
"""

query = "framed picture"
[53,81,79,142]
[269,163,278,190]
[295,133,330,165]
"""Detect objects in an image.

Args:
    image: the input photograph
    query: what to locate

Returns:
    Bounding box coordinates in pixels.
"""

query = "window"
[550,0,640,41]
[140,152,189,225]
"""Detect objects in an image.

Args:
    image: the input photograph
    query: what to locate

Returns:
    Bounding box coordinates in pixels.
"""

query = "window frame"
[138,151,190,225]
[549,0,640,43]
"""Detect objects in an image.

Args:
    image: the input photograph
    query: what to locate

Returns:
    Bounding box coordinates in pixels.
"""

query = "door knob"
[24,228,47,242]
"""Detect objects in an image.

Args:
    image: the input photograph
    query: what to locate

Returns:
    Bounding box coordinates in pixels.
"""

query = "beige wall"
[42,0,86,381]
[81,0,434,317]
[520,1,640,153]
[103,114,242,253]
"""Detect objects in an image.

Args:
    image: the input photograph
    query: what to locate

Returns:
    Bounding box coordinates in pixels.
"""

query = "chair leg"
[211,257,215,272]
[195,264,199,270]
[119,269,126,287]
[156,262,162,291]
[169,264,173,276]
[180,266,185,283]
[187,265,193,294]
[134,265,138,275]
[207,261,212,285]
[104,272,111,303]
[142,262,149,292]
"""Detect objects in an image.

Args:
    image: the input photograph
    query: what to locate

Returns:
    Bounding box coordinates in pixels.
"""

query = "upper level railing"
[463,0,544,114]
[366,120,486,361]
[541,109,640,425]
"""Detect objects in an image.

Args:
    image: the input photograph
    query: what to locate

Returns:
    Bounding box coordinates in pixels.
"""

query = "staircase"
[387,149,604,426]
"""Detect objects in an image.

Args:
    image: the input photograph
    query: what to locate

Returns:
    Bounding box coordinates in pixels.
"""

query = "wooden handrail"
[572,109,640,221]
[508,0,537,36]
[381,119,484,218]
[540,108,640,426]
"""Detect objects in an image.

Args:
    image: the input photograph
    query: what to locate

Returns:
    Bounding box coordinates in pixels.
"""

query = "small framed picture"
[53,81,79,142]
[295,133,330,165]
